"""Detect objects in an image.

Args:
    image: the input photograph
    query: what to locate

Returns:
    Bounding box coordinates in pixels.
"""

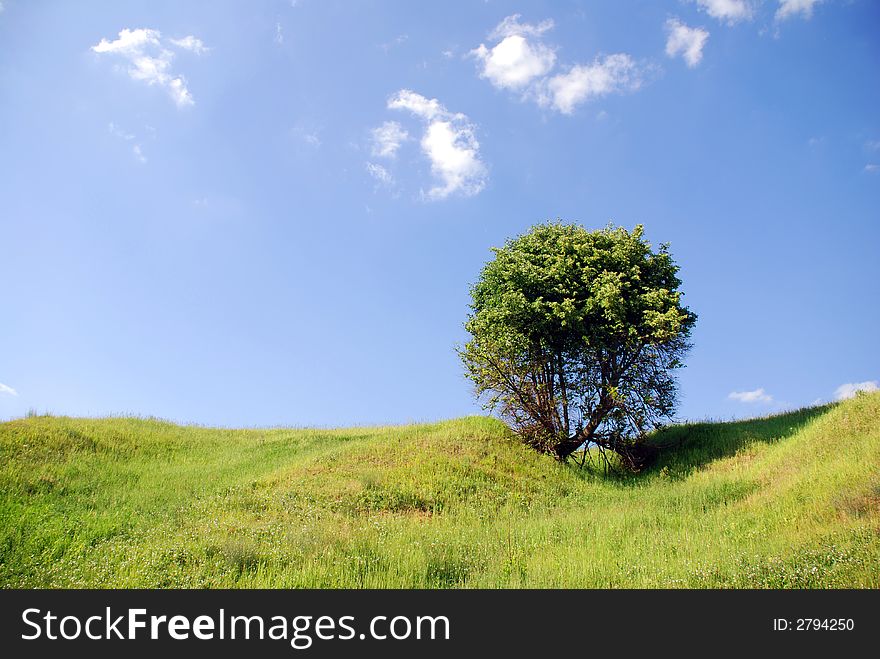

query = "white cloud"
[665,18,710,68]
[419,120,487,200]
[0,382,17,397]
[695,0,754,24]
[471,15,556,91]
[538,54,643,115]
[387,89,445,121]
[92,28,204,107]
[366,162,394,186]
[865,140,880,151]
[472,36,556,91]
[834,381,879,400]
[370,121,409,158]
[865,164,880,173]
[470,15,645,114]
[274,22,284,45]
[387,90,487,200]
[729,388,774,403]
[776,0,823,21]
[169,35,208,55]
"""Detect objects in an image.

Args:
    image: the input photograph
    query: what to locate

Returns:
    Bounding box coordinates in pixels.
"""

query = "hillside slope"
[1,393,878,588]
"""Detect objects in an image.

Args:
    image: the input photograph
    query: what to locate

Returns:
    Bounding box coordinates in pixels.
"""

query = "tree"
[459,222,696,472]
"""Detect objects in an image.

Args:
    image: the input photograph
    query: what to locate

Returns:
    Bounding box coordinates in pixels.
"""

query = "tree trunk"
[552,434,659,472]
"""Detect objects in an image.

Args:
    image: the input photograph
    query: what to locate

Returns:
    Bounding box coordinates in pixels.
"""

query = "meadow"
[1,393,878,588]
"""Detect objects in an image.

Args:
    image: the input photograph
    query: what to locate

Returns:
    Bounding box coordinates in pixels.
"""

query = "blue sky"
[1,0,878,427]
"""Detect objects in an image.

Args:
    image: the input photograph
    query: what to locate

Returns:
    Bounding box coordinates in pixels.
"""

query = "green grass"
[2,393,878,588]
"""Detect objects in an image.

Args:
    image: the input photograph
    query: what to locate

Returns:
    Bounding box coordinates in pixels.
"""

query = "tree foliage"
[459,222,696,471]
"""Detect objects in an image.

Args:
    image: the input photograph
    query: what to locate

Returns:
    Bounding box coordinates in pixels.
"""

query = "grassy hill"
[1,393,878,588]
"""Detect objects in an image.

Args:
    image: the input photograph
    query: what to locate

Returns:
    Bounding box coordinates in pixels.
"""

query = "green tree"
[459,222,696,471]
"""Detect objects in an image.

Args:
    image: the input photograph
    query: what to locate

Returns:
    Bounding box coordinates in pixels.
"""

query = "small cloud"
[108,122,134,141]
[864,164,880,173]
[370,121,409,158]
[834,381,879,400]
[470,15,556,91]
[108,122,147,163]
[92,28,204,107]
[290,123,321,148]
[274,22,284,45]
[694,0,754,24]
[379,34,408,53]
[0,382,17,397]
[489,14,555,41]
[387,89,445,121]
[729,388,774,403]
[169,35,209,55]
[865,140,880,151]
[365,162,394,187]
[387,89,488,200]
[776,0,823,21]
[537,54,644,115]
[665,18,709,68]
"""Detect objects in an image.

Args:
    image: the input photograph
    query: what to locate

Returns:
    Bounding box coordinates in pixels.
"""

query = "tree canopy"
[459,222,696,471]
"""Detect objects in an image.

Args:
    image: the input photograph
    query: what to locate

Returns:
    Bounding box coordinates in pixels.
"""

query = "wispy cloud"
[290,122,321,148]
[834,381,878,400]
[864,164,879,174]
[538,54,644,115]
[387,90,487,200]
[168,35,208,55]
[471,15,646,115]
[0,382,17,397]
[92,28,206,107]
[370,121,409,158]
[379,34,408,53]
[665,18,710,68]
[776,0,823,21]
[695,0,754,24]
[108,122,147,163]
[365,162,394,187]
[274,22,284,45]
[729,388,774,403]
[132,144,147,164]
